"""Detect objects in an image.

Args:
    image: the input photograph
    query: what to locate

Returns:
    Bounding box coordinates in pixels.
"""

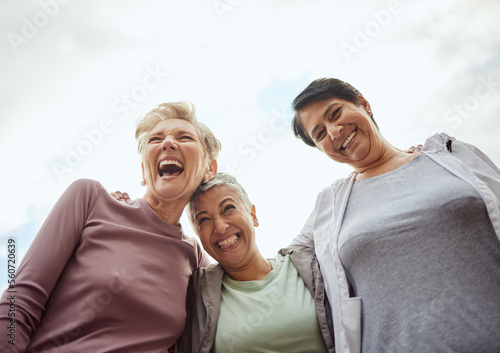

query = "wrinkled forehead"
[149,118,197,135]
[193,186,239,210]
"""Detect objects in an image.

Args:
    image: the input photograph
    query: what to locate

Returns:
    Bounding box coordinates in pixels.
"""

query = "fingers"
[110,191,132,204]
[406,144,423,153]
[122,192,131,204]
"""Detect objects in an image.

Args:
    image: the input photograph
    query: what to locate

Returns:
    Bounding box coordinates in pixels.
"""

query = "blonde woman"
[0,102,219,353]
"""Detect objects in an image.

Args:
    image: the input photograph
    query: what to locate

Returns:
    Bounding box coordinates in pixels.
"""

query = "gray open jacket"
[176,246,335,353]
[289,133,500,353]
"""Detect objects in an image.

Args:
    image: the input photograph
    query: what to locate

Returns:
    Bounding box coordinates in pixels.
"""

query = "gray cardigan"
[289,133,500,353]
[176,246,335,353]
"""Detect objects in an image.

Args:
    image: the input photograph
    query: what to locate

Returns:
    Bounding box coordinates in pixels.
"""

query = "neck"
[354,144,418,180]
[224,253,272,281]
[143,193,187,226]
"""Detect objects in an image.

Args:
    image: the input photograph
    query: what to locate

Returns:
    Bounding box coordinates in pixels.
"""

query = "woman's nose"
[327,124,343,141]
[214,218,229,235]
[161,136,178,151]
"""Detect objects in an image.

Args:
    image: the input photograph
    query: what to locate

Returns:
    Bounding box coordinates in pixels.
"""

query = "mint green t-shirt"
[213,253,328,353]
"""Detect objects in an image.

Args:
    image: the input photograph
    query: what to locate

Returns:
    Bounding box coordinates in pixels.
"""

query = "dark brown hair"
[292,78,378,147]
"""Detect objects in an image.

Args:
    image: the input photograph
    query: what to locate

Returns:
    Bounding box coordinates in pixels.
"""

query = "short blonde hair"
[135,101,221,159]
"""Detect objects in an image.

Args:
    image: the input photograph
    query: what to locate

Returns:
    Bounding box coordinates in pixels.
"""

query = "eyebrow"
[195,197,235,219]
[176,129,196,136]
[310,102,342,140]
[149,127,196,136]
[147,130,196,142]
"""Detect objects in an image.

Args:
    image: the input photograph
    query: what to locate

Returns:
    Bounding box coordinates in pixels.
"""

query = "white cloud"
[1,0,499,267]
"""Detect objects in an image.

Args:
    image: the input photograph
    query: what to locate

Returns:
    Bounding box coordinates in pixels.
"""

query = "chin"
[156,185,185,199]
[218,255,244,268]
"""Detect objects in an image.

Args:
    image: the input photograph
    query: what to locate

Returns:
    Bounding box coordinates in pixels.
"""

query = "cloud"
[1,0,499,266]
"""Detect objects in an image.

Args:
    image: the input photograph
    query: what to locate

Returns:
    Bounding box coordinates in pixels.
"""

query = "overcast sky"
[1,0,499,277]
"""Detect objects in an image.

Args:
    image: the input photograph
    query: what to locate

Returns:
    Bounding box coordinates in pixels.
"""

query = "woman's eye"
[316,129,326,142]
[198,217,210,226]
[223,204,235,213]
[330,107,342,121]
[180,135,194,141]
[148,136,162,143]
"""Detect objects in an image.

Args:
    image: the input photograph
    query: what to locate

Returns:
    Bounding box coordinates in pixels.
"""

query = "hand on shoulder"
[110,190,132,204]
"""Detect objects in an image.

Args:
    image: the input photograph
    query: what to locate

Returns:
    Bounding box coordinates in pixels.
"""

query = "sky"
[1,0,499,281]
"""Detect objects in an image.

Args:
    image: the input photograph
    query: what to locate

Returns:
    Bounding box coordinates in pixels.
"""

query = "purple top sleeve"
[0,179,211,353]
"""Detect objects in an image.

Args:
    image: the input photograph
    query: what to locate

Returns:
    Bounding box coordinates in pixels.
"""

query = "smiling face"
[299,96,387,171]
[142,118,216,206]
[192,186,260,270]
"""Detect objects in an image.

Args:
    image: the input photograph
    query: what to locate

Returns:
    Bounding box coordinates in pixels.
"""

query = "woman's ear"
[251,205,259,227]
[357,96,371,114]
[203,159,218,182]
[141,162,146,185]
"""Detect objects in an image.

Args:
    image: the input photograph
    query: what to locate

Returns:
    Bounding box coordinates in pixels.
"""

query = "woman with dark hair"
[290,78,500,353]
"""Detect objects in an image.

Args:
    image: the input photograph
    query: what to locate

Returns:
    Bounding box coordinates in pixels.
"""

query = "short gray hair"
[187,173,252,230]
[135,101,221,159]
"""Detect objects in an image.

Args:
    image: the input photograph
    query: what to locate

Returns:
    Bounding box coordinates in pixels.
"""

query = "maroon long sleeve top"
[0,179,210,352]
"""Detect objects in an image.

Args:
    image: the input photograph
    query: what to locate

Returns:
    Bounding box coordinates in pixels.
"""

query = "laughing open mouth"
[341,129,357,149]
[217,234,240,249]
[158,159,184,177]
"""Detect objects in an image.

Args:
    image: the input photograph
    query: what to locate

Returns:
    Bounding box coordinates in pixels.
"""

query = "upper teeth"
[342,131,356,149]
[159,160,183,168]
[218,234,239,249]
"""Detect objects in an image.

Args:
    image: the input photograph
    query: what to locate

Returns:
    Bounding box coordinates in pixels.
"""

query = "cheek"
[194,147,208,166]
[144,164,155,178]
[319,140,333,154]
[187,155,205,174]
[144,156,156,172]
[198,230,211,247]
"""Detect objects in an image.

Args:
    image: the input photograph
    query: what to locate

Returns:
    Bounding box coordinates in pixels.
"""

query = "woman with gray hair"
[177,172,335,353]
[0,102,219,353]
